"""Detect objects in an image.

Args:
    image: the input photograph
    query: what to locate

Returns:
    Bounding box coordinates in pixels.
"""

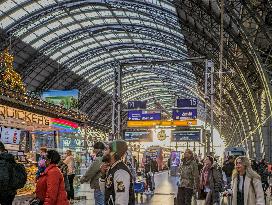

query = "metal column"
[111,66,122,140]
[210,61,215,153]
[204,60,209,155]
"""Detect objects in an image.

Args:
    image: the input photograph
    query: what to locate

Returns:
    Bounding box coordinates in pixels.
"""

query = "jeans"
[68,174,75,200]
[0,194,15,205]
[94,189,104,205]
[177,187,193,205]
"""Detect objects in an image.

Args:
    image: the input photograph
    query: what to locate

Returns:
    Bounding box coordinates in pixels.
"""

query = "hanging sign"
[172,108,197,120]
[0,105,50,126]
[176,98,198,108]
[172,130,201,142]
[128,110,161,120]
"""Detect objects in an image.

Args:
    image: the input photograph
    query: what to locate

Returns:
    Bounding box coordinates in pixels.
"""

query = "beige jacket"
[231,175,265,205]
[64,155,75,175]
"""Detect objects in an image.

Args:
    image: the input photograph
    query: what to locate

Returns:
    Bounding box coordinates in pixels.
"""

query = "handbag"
[29,198,43,205]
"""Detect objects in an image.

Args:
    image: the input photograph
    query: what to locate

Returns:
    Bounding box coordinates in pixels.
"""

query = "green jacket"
[80,156,103,190]
[179,159,199,189]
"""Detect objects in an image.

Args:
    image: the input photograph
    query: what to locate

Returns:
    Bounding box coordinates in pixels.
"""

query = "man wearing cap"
[99,140,135,205]
[80,142,106,205]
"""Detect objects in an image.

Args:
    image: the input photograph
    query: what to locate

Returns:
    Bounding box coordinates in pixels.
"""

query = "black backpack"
[11,162,27,190]
[0,158,27,191]
[0,159,11,191]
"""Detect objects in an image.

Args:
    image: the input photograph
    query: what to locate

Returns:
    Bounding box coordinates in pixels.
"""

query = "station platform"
[13,171,272,205]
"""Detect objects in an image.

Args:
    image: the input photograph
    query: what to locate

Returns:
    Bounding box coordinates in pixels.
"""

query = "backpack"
[11,162,27,190]
[0,159,12,191]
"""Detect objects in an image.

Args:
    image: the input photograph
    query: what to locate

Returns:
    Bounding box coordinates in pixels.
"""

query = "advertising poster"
[0,127,21,144]
[41,89,79,109]
[170,151,180,167]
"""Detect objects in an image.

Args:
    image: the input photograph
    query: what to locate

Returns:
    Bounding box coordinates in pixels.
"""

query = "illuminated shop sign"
[0,105,50,126]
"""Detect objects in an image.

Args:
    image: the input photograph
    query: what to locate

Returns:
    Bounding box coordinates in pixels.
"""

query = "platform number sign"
[128,101,147,109]
[177,98,198,108]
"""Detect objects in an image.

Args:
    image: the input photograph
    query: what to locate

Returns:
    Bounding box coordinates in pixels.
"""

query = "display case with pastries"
[16,163,37,196]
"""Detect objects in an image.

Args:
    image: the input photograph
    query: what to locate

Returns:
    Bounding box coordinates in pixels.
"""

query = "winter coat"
[222,161,235,178]
[36,164,70,205]
[57,161,70,193]
[179,159,199,189]
[63,155,75,175]
[231,174,265,205]
[199,166,223,204]
[0,152,17,195]
[80,156,103,190]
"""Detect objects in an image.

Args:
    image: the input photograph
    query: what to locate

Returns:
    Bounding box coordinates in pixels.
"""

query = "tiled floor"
[74,171,178,205]
[13,171,272,205]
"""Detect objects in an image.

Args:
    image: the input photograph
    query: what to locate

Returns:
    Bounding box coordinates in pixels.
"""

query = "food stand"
[0,49,89,201]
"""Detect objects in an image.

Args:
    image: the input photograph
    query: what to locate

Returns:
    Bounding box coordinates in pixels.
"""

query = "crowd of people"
[0,139,272,205]
[0,140,136,205]
[176,149,270,205]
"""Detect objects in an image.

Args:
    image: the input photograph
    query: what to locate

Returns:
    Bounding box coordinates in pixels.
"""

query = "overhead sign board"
[172,108,197,120]
[127,120,197,127]
[177,98,198,108]
[128,110,161,121]
[172,130,201,142]
[124,131,152,142]
[128,101,147,109]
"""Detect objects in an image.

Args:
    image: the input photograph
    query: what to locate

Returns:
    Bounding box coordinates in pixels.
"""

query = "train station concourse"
[0,0,272,205]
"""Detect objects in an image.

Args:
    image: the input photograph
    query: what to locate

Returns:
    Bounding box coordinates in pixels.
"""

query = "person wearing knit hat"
[99,140,135,205]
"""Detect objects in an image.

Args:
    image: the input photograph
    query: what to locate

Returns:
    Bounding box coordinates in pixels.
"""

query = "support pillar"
[111,66,122,140]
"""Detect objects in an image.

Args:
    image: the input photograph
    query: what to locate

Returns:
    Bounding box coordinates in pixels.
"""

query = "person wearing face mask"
[99,140,135,205]
[80,142,106,205]
[231,156,265,205]
[36,147,47,179]
[35,150,69,205]
[198,155,223,205]
[176,149,199,205]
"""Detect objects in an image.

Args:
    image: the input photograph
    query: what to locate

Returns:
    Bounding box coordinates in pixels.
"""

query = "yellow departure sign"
[127,120,197,127]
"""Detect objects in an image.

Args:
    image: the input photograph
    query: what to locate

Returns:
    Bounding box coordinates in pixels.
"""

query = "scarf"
[200,165,212,189]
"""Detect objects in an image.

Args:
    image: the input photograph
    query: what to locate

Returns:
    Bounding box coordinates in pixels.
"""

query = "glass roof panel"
[0,0,17,13]
[0,0,198,109]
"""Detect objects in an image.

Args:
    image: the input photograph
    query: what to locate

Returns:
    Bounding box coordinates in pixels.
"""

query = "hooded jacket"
[36,164,69,205]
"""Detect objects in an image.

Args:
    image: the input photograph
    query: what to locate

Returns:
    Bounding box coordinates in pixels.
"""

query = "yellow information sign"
[127,120,197,127]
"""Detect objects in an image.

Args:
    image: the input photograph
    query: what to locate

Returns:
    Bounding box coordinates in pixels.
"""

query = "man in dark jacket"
[0,142,17,205]
[80,142,106,205]
[222,156,235,185]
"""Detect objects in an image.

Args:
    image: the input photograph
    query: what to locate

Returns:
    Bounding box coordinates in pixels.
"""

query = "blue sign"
[124,131,152,142]
[128,101,147,109]
[177,98,198,108]
[172,130,201,142]
[128,110,161,120]
[172,108,197,120]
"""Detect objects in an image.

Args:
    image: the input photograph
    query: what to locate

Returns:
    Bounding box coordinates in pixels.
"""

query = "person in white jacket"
[231,156,265,205]
[99,140,135,205]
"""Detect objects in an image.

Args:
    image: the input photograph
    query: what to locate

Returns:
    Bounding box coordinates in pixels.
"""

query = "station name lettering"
[0,105,50,126]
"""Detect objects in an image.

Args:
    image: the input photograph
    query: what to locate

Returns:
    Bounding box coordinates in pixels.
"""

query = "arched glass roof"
[0,0,198,110]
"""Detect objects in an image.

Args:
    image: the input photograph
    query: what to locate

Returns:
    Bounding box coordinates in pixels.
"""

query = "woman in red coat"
[36,150,70,205]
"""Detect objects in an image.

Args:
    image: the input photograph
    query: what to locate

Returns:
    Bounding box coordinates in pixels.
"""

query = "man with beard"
[80,142,106,205]
[99,140,135,205]
[177,149,199,205]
